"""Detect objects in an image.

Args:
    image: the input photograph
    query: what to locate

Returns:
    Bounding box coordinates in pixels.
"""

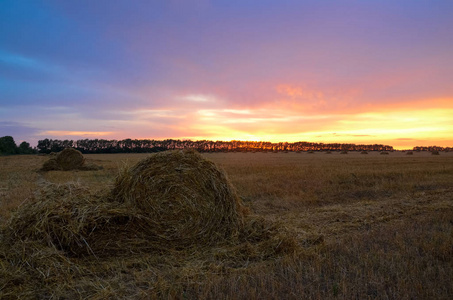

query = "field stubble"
[0,151,452,299]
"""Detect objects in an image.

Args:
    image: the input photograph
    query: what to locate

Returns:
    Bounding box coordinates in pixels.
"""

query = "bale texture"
[3,183,157,257]
[41,158,63,171]
[113,149,244,247]
[40,148,101,171]
[56,148,85,170]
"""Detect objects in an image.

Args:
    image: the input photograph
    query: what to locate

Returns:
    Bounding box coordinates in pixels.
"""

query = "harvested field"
[1,151,452,299]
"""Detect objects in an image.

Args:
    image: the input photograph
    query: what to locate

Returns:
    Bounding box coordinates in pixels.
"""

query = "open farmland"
[1,151,452,299]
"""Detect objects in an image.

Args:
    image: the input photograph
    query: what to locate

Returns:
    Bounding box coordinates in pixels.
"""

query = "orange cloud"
[275,84,324,100]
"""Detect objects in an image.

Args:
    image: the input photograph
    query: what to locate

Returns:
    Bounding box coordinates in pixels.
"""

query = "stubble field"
[1,151,452,299]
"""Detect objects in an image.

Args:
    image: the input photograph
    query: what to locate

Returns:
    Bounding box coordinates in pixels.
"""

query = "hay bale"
[361,151,368,154]
[380,151,389,155]
[40,148,101,171]
[56,148,85,170]
[340,150,348,154]
[113,149,244,247]
[406,151,413,155]
[431,151,440,155]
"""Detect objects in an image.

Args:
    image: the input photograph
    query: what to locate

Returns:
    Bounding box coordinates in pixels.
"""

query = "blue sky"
[1,0,452,148]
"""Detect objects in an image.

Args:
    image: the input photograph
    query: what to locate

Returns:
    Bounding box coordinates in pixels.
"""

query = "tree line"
[0,136,35,155]
[34,138,395,154]
[413,146,452,152]
[4,136,452,156]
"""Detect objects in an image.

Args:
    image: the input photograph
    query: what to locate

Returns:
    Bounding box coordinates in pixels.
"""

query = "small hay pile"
[2,183,137,257]
[41,148,100,171]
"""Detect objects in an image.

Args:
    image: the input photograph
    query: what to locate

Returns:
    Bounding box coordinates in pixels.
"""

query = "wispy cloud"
[41,131,114,137]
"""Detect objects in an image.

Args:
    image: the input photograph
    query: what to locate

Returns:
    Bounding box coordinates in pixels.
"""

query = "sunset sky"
[1,0,452,149]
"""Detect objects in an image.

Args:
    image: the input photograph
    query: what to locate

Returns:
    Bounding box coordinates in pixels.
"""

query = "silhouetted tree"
[19,141,34,154]
[37,138,52,153]
[0,136,18,155]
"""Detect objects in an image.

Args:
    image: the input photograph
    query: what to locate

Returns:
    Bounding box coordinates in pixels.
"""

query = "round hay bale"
[55,148,85,170]
[113,149,244,247]
[40,148,100,172]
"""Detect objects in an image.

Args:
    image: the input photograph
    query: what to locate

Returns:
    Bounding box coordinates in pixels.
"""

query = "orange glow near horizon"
[32,97,453,150]
[176,106,453,150]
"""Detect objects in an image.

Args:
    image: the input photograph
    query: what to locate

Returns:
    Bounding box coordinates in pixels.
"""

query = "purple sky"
[1,0,452,149]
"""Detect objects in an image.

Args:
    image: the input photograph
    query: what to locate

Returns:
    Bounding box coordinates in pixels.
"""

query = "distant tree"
[37,139,52,153]
[18,141,34,154]
[49,140,65,153]
[0,136,18,155]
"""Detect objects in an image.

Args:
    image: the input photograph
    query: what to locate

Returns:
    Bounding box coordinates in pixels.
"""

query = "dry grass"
[1,151,452,299]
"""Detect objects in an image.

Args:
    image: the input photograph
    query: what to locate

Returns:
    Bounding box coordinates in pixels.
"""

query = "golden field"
[1,151,452,299]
